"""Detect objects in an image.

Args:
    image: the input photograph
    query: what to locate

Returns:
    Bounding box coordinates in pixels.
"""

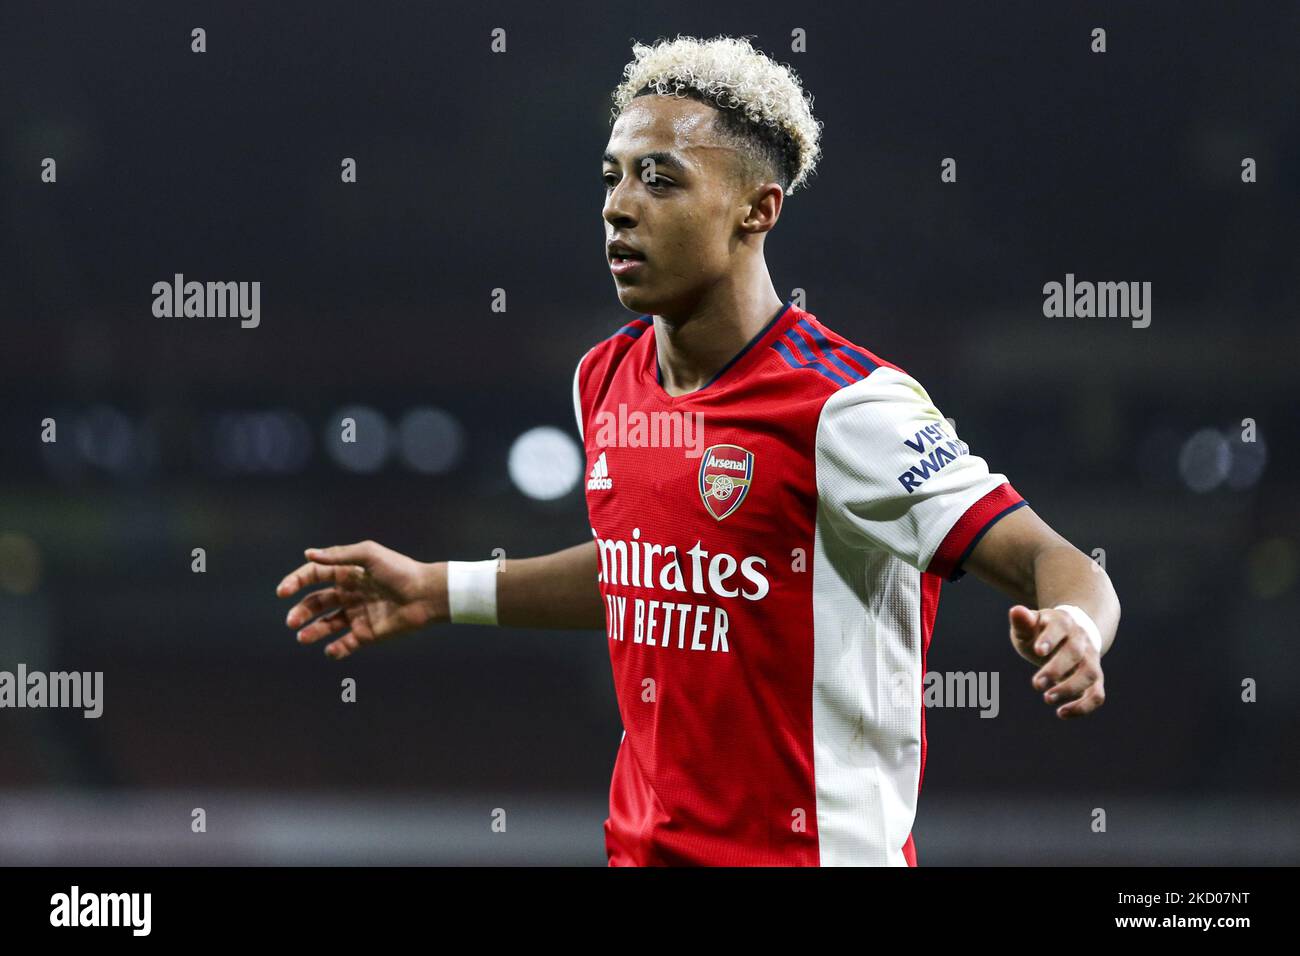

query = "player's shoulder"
[772,305,917,397]
[575,313,651,379]
[572,313,653,441]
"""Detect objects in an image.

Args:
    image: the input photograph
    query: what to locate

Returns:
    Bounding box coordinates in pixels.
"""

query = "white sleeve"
[572,348,592,442]
[814,366,1026,580]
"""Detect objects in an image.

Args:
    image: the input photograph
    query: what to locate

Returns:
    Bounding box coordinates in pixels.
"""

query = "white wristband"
[446,559,500,625]
[1054,604,1103,655]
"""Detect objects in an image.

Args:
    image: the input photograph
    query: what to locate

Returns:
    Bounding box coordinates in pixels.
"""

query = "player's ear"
[741,181,783,235]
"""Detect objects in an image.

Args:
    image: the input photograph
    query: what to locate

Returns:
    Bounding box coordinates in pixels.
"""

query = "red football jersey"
[572,299,1026,865]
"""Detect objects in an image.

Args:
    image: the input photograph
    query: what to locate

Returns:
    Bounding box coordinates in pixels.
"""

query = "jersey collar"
[648,298,797,400]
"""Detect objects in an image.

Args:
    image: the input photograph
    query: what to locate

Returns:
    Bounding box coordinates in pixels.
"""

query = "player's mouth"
[608,240,646,277]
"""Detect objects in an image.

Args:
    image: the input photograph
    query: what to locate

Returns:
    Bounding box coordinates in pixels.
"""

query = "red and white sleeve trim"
[926,482,1027,581]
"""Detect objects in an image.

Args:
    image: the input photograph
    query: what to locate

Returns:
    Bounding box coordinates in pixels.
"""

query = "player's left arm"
[961,505,1120,719]
[814,363,1120,719]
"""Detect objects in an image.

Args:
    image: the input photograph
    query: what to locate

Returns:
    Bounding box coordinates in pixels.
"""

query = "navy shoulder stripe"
[772,318,879,388]
[608,315,652,341]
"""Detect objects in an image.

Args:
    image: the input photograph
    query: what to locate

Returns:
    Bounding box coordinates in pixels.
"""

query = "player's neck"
[653,280,784,397]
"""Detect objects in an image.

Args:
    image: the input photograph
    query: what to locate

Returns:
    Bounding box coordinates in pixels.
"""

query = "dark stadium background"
[0,1,1296,864]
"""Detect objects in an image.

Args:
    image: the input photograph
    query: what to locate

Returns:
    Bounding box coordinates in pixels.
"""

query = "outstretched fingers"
[295,605,352,646]
[285,586,342,630]
[276,560,326,598]
[324,631,362,660]
[278,560,367,600]
[305,541,377,567]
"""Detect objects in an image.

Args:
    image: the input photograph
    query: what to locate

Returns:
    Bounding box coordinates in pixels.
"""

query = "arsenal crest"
[699,444,755,521]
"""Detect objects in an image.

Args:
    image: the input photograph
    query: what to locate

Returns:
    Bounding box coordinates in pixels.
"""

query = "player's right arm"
[275,539,603,660]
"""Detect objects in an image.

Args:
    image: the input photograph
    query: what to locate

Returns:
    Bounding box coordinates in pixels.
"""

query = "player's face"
[602,96,747,315]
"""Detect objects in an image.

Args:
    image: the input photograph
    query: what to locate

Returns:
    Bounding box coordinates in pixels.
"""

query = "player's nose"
[602,183,638,228]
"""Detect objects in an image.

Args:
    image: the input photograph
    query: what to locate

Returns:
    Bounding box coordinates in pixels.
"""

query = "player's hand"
[1008,605,1105,719]
[276,541,448,660]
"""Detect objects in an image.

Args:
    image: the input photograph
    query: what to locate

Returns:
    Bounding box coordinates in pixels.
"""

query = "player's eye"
[603,173,672,191]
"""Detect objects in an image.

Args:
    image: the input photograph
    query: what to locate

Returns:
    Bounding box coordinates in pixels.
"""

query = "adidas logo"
[587,451,613,491]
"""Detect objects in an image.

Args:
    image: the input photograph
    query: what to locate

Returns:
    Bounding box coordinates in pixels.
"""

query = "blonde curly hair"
[610,35,824,194]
